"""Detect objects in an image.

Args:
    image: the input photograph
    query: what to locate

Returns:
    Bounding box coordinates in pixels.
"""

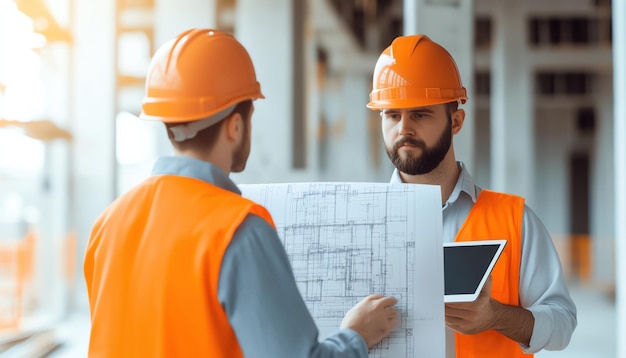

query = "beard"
[385,119,452,175]
[231,142,248,173]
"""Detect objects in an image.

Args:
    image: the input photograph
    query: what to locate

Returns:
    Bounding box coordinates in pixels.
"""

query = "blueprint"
[239,182,444,357]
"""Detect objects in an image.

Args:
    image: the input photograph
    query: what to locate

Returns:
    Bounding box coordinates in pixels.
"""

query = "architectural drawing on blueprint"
[239,182,445,358]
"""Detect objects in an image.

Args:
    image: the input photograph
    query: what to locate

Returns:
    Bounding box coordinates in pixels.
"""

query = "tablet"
[443,240,507,303]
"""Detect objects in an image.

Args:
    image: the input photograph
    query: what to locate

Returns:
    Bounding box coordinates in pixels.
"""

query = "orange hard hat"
[367,34,467,110]
[140,29,264,123]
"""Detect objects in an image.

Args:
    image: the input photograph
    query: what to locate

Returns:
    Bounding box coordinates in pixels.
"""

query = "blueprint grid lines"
[240,182,444,358]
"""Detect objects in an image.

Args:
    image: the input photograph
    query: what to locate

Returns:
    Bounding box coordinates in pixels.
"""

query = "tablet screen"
[443,240,506,302]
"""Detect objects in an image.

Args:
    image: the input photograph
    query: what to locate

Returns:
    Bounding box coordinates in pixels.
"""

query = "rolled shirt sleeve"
[218,214,368,358]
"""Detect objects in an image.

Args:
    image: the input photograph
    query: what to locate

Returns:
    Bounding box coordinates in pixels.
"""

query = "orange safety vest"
[454,189,533,358]
[84,175,275,358]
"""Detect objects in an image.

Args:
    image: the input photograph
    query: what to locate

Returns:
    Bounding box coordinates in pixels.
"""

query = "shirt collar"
[389,161,480,204]
[151,156,241,194]
[448,161,480,204]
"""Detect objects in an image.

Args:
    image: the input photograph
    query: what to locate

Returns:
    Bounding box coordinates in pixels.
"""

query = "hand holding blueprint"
[240,182,445,358]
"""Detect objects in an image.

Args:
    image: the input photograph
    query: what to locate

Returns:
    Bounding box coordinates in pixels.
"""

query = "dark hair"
[445,101,459,119]
[166,100,253,152]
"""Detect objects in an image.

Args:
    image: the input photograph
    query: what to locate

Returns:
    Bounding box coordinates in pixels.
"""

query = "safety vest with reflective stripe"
[84,175,275,358]
[454,189,533,358]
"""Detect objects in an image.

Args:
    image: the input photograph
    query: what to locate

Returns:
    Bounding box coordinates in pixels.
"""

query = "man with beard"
[367,34,576,358]
[84,29,398,358]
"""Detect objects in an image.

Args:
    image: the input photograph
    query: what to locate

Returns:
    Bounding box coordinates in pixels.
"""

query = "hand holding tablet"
[443,240,507,303]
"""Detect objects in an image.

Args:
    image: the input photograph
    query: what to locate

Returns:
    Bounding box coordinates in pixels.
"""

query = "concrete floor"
[48,285,624,358]
[41,283,616,358]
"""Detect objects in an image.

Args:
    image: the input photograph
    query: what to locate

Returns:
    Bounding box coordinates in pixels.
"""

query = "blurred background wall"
[0,0,624,356]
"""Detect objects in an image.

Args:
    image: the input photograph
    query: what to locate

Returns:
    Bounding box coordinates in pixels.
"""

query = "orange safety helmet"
[140,29,264,123]
[367,34,467,110]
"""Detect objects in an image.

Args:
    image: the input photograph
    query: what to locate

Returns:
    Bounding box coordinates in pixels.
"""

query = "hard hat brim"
[139,90,264,123]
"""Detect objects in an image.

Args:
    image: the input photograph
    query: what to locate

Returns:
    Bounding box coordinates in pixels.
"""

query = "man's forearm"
[491,300,535,346]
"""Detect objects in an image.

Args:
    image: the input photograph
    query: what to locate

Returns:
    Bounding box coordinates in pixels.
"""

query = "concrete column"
[403,0,475,172]
[234,0,311,183]
[22,43,73,317]
[31,141,69,318]
[71,0,116,310]
[320,74,373,181]
[154,0,217,47]
[304,15,320,182]
[490,1,535,204]
[534,107,571,237]
[591,74,615,286]
[613,0,626,355]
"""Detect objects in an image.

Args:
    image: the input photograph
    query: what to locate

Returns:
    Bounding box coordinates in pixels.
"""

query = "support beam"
[490,1,535,203]
[402,0,475,174]
[154,0,217,46]
[592,74,615,286]
[234,0,310,182]
[72,0,116,310]
[613,0,626,356]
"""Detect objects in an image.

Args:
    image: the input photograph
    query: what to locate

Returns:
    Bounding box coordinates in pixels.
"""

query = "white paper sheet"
[240,182,444,358]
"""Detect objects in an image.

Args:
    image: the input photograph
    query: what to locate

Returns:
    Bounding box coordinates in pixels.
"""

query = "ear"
[224,112,244,142]
[451,108,465,135]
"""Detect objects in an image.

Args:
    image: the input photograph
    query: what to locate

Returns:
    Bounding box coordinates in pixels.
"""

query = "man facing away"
[367,34,577,358]
[84,28,397,358]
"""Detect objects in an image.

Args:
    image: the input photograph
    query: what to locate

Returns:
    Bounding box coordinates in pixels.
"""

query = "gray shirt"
[152,156,367,358]
[390,162,577,356]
